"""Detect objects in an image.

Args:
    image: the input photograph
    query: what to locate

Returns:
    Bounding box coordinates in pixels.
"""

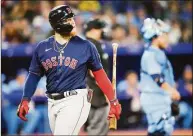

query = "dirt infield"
[79,129,192,135]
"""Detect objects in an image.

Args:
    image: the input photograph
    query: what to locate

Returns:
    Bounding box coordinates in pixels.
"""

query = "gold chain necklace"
[53,36,71,55]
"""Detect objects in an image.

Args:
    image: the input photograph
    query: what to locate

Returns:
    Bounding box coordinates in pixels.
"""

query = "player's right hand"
[170,89,181,101]
[108,99,122,120]
[17,99,29,121]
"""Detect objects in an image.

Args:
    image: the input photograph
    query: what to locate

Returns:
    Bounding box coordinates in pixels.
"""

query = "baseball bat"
[109,43,118,130]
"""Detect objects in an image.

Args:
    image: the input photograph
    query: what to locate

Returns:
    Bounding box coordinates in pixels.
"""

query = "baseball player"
[139,18,181,136]
[17,5,121,135]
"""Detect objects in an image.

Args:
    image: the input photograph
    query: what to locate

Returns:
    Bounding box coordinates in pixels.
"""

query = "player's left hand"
[108,99,122,120]
[17,99,29,121]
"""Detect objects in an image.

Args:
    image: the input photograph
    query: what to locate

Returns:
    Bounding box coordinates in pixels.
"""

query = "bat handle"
[109,116,117,130]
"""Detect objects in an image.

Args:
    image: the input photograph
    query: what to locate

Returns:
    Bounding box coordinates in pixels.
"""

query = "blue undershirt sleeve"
[22,72,41,101]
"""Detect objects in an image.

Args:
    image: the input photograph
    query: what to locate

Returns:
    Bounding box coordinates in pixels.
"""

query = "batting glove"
[108,99,122,120]
[17,99,29,121]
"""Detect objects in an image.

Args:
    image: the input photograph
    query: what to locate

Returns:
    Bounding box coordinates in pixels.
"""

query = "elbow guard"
[151,74,165,86]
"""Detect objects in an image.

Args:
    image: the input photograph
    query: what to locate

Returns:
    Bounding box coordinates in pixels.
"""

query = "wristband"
[110,98,118,105]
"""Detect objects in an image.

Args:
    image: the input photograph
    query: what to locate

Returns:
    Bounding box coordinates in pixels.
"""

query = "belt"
[46,90,78,100]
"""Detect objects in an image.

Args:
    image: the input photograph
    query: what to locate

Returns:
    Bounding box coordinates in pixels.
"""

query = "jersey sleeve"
[87,41,103,71]
[29,43,44,76]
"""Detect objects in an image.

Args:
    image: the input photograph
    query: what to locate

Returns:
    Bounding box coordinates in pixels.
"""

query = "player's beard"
[70,26,77,36]
[70,29,77,36]
[60,28,77,37]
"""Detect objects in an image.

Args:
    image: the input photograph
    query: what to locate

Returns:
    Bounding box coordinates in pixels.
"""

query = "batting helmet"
[49,5,75,35]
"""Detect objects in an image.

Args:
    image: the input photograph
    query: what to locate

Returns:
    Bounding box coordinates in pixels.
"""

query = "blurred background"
[1,0,192,135]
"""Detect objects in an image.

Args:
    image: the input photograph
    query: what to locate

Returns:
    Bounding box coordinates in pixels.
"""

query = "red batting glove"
[108,99,122,120]
[17,99,29,121]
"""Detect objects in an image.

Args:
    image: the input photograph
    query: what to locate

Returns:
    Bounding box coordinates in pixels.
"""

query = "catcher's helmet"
[49,5,75,35]
[83,18,106,33]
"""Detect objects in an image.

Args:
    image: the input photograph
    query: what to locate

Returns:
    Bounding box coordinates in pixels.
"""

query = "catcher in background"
[139,18,181,136]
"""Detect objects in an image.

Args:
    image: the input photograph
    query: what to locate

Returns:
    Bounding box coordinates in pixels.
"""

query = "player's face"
[158,33,169,49]
[63,17,76,36]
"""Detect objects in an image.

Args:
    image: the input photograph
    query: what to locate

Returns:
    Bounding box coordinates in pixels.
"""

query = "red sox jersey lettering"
[41,55,78,71]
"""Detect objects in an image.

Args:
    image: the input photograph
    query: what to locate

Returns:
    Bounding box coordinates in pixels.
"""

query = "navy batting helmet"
[49,5,75,35]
